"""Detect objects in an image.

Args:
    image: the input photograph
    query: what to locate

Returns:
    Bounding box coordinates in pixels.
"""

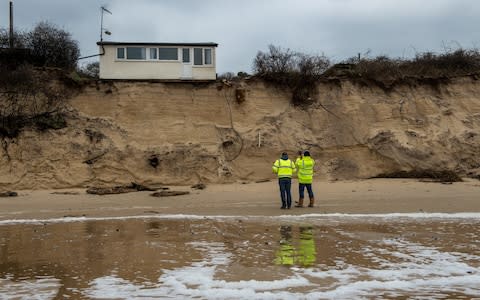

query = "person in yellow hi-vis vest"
[295,150,315,207]
[272,152,296,209]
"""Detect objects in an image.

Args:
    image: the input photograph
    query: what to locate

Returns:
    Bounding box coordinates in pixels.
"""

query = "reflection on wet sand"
[275,225,317,267]
[0,216,479,299]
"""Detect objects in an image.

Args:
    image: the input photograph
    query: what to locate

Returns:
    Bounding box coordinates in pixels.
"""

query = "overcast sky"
[2,0,480,73]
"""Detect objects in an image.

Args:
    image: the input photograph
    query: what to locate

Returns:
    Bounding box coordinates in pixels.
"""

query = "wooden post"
[9,1,14,49]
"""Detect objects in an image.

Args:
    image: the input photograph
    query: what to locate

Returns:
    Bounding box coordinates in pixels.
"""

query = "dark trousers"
[299,183,314,199]
[278,178,292,208]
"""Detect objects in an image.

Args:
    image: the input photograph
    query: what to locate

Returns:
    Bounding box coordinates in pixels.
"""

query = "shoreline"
[0,178,479,221]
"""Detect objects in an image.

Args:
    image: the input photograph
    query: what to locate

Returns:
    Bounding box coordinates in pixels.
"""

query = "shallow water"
[0,215,479,299]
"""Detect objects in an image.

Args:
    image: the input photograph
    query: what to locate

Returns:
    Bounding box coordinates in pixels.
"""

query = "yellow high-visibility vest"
[296,157,315,184]
[272,159,296,178]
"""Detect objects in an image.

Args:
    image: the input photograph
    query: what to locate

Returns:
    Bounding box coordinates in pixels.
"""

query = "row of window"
[116,47,213,65]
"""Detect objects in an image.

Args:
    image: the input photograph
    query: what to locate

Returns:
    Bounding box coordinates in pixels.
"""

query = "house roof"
[97,41,218,47]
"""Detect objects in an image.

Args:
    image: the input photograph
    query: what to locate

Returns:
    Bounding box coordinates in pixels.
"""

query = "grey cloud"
[2,0,480,73]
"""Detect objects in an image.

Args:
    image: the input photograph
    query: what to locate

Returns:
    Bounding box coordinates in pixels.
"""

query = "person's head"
[298,150,303,156]
[281,152,288,160]
[303,151,310,157]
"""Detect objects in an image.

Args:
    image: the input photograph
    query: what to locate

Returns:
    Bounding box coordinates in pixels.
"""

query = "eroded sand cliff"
[1,76,479,189]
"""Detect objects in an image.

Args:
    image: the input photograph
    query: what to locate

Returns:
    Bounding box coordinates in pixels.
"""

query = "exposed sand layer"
[1,77,480,189]
[0,179,479,221]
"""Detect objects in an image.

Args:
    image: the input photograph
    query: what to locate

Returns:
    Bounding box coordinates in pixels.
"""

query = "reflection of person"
[295,151,316,208]
[275,226,294,265]
[275,225,317,267]
[272,152,296,209]
[297,226,317,267]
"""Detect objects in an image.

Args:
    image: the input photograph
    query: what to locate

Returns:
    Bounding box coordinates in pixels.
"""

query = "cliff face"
[1,76,479,189]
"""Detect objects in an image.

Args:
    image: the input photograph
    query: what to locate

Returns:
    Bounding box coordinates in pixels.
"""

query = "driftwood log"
[86,182,158,195]
[0,191,17,197]
[150,191,190,197]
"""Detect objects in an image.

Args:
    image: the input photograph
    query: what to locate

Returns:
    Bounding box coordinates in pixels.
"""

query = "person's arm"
[295,157,301,170]
[272,160,279,174]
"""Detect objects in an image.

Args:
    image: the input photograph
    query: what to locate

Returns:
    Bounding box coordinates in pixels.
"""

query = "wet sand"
[0,216,479,299]
[1,179,480,299]
[0,179,479,221]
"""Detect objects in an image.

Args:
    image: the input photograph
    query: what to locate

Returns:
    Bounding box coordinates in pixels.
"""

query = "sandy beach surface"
[1,179,480,299]
[1,179,479,221]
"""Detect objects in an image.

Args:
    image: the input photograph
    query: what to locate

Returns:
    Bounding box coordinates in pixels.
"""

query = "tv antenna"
[100,6,112,42]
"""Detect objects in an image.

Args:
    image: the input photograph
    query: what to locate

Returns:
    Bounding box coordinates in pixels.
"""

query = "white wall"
[99,45,216,80]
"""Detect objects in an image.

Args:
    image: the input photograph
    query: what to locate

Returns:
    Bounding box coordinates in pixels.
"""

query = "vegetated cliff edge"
[1,75,479,189]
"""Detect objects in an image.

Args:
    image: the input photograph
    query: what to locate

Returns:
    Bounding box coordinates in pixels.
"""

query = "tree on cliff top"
[26,21,80,70]
[0,21,80,70]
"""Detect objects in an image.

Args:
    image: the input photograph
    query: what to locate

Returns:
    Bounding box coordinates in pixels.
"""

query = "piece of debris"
[0,191,17,197]
[87,186,130,195]
[255,179,270,183]
[130,182,157,191]
[51,191,80,195]
[191,183,206,190]
[373,169,462,183]
[63,214,86,218]
[150,191,190,197]
[87,182,158,195]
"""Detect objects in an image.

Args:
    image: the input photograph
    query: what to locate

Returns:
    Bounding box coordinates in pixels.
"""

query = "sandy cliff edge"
[1,77,480,189]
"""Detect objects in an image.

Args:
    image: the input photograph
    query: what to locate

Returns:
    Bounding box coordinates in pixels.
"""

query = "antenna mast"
[100,6,112,42]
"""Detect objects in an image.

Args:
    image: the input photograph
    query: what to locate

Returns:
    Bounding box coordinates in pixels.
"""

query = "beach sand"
[1,179,480,298]
[1,178,479,221]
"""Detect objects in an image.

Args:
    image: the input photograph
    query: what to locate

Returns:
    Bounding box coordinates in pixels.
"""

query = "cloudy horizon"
[2,0,480,73]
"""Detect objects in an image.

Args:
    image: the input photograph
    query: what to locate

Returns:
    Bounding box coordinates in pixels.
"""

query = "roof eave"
[97,41,219,47]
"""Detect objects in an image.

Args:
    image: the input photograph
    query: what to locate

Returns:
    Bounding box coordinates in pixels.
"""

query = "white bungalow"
[97,41,218,80]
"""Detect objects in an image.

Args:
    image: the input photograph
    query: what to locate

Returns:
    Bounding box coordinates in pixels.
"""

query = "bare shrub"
[338,48,480,86]
[0,28,28,49]
[218,72,235,81]
[236,71,250,78]
[253,45,330,106]
[407,49,480,77]
[78,61,99,78]
[254,45,297,86]
[0,64,68,137]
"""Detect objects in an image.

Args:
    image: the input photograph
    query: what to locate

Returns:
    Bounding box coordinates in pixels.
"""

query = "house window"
[194,48,203,65]
[149,48,157,60]
[204,49,212,65]
[126,47,146,60]
[159,48,178,60]
[194,48,213,65]
[117,48,125,59]
[182,48,190,63]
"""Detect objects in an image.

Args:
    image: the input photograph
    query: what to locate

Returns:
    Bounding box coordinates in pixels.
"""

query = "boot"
[308,197,314,207]
[295,198,304,207]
